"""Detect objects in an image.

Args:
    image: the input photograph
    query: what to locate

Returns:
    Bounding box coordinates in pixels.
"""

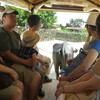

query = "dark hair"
[2,13,8,18]
[85,24,88,28]
[27,15,40,28]
[96,14,100,36]
[88,25,96,31]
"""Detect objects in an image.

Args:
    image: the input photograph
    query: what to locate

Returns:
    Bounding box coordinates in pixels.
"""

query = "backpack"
[60,48,87,76]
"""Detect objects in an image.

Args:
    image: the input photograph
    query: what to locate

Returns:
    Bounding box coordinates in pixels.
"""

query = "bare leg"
[27,72,41,100]
[15,81,25,100]
[15,81,23,92]
[11,88,22,100]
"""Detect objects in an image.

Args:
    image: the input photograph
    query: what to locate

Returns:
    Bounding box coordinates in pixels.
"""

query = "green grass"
[59,29,87,34]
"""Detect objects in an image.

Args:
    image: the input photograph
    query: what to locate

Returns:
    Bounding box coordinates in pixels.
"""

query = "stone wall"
[38,29,86,42]
[15,27,86,42]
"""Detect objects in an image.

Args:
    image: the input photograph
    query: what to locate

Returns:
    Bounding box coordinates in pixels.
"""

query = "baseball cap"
[1,7,19,18]
[86,13,100,26]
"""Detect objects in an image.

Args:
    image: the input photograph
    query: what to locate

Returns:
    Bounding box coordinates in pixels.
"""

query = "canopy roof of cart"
[0,0,100,12]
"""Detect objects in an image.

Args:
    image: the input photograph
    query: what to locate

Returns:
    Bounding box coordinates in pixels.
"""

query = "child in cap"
[20,14,47,97]
[20,31,46,73]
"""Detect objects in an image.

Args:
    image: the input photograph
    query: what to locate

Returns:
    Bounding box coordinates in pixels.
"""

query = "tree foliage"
[66,19,84,27]
[36,11,57,29]
[59,24,65,29]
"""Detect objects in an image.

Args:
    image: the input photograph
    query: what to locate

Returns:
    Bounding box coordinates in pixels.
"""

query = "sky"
[56,12,89,26]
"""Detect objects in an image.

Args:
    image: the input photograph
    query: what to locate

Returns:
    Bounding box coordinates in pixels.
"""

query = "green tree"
[5,5,30,26]
[59,24,65,29]
[66,19,84,27]
[36,11,57,29]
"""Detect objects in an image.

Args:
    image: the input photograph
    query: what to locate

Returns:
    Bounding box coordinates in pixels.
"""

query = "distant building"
[66,27,85,30]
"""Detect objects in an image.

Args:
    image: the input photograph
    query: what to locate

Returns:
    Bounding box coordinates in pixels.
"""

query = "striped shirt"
[19,46,38,59]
